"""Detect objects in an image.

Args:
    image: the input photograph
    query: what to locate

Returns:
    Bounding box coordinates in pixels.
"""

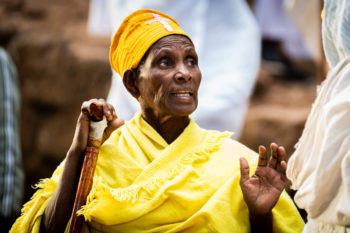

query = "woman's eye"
[186,57,197,66]
[159,57,171,67]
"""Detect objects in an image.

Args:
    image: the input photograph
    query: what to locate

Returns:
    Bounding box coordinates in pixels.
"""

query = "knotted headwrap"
[109,9,189,77]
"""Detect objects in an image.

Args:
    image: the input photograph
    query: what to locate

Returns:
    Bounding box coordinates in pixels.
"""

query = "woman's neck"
[141,109,190,144]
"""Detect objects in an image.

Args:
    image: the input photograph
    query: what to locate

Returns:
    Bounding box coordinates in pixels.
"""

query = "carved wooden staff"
[67,103,107,233]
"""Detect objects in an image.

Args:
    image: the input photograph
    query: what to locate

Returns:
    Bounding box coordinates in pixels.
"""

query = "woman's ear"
[123,69,140,99]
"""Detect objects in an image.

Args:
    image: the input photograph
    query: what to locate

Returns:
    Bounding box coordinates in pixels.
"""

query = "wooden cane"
[67,103,107,233]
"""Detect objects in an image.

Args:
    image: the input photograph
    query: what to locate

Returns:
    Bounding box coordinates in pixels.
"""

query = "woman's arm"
[249,212,273,233]
[40,99,124,233]
[240,143,287,233]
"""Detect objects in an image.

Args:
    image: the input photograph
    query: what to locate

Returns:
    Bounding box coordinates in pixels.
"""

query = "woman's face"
[136,35,201,119]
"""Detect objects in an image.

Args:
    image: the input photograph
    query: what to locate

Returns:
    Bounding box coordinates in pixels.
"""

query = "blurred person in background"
[287,0,350,231]
[0,47,24,231]
[87,0,261,139]
[253,0,314,81]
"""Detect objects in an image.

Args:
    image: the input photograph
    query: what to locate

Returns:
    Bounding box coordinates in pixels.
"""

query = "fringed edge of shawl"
[78,131,232,221]
[11,178,57,231]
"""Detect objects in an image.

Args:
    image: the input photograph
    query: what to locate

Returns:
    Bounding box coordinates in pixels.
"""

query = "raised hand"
[239,143,287,215]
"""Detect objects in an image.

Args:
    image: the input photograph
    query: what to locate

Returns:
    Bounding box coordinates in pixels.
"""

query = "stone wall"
[1,0,112,201]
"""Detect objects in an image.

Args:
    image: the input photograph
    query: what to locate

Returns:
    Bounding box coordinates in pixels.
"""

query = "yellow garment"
[109,9,189,76]
[11,113,304,232]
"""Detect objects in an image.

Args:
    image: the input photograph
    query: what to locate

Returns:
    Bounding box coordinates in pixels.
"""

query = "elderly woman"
[11,9,303,233]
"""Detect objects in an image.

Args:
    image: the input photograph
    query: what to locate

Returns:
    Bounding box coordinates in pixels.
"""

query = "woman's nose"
[174,65,191,82]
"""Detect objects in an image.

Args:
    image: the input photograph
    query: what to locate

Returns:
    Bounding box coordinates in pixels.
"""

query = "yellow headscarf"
[109,9,189,77]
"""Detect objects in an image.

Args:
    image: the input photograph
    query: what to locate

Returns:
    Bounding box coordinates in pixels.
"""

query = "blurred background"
[0,0,325,227]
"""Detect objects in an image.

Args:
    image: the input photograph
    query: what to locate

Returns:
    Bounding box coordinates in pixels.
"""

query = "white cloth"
[253,0,312,60]
[88,0,261,139]
[303,219,350,233]
[322,0,350,68]
[286,0,350,226]
[284,0,322,62]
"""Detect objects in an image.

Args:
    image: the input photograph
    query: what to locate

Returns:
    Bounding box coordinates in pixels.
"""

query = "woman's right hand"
[69,98,125,155]
[40,99,124,233]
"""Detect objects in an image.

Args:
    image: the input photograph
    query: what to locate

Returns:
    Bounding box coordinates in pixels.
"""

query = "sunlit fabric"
[12,113,304,232]
[287,0,350,228]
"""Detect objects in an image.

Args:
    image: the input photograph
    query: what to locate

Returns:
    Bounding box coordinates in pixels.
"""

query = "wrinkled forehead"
[149,35,195,55]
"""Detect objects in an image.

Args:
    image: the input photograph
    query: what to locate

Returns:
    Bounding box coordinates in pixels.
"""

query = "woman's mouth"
[171,90,193,97]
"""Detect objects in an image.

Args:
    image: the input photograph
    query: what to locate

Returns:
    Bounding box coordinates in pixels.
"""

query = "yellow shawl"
[11,113,304,232]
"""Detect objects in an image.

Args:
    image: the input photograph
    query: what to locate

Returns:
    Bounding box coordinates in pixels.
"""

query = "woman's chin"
[170,105,197,117]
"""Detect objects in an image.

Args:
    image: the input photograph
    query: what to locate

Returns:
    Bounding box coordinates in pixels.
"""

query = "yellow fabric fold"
[10,163,64,233]
[11,113,304,232]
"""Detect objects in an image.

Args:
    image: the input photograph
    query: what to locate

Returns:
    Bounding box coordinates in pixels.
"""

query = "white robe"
[286,0,350,228]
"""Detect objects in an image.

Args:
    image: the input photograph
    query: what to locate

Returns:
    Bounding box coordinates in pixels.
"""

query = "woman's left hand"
[239,143,287,215]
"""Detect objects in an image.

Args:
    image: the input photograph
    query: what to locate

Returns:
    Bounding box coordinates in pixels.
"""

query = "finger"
[102,118,125,143]
[258,145,268,167]
[81,99,94,115]
[239,157,250,183]
[268,143,278,168]
[280,161,287,172]
[277,146,286,163]
[70,112,90,154]
[103,101,116,121]
[111,107,117,119]
[81,99,104,120]
[277,146,287,174]
[279,160,288,184]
